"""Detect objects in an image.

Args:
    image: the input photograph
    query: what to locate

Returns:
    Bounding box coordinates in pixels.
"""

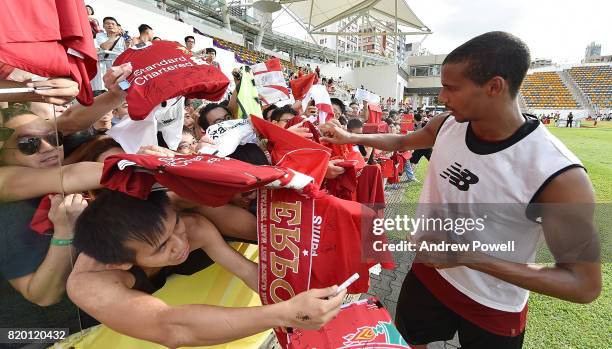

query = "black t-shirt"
[129,249,214,294]
[0,198,50,281]
[0,198,82,339]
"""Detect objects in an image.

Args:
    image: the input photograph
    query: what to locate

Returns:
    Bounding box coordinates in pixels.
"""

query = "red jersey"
[251,115,331,187]
[101,154,290,207]
[288,298,410,349]
[310,194,389,294]
[356,164,385,216]
[113,41,230,120]
[0,0,97,105]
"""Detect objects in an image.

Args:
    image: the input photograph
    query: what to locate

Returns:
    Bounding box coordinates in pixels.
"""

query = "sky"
[272,0,612,64]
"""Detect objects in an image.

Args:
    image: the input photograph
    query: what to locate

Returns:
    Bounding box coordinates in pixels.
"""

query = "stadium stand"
[519,71,579,109]
[568,65,612,109]
[213,37,292,70]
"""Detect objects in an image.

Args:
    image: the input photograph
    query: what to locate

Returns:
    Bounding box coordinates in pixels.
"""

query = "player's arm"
[464,167,602,303]
[182,213,258,291]
[0,162,103,202]
[320,112,449,152]
[67,262,346,348]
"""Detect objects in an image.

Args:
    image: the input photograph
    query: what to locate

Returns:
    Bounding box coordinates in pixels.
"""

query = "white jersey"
[417,115,583,312]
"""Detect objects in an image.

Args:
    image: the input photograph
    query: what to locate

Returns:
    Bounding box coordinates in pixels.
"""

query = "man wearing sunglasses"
[1,109,65,168]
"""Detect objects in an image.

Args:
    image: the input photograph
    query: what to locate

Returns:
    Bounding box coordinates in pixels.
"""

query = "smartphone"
[0,81,49,103]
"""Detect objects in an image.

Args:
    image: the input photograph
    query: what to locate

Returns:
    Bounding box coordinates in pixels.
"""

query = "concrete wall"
[405,54,447,66]
[342,64,399,101]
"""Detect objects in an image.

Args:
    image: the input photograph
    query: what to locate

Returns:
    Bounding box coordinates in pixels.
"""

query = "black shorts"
[395,270,525,349]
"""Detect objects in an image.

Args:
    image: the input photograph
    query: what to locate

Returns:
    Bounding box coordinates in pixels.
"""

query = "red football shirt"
[0,0,97,105]
[310,194,394,294]
[101,153,291,207]
[288,298,410,349]
[251,115,331,187]
[113,41,230,120]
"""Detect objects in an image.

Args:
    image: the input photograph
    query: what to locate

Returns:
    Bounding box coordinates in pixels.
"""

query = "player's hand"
[287,120,313,139]
[319,122,353,144]
[103,63,132,95]
[48,194,88,238]
[137,145,175,157]
[282,286,346,330]
[28,78,79,105]
[325,159,346,179]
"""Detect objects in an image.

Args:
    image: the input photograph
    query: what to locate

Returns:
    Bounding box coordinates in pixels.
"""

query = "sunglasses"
[16,132,63,155]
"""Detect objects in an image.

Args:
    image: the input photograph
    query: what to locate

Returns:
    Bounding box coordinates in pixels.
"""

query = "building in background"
[531,58,553,69]
[403,54,447,108]
[312,18,359,53]
[585,42,602,59]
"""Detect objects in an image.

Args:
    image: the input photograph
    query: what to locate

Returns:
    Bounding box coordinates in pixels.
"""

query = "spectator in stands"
[205,48,220,69]
[132,24,154,46]
[86,5,102,38]
[567,112,574,127]
[262,104,278,121]
[184,36,196,53]
[326,78,335,94]
[177,127,197,155]
[348,101,359,118]
[315,65,320,78]
[297,66,304,78]
[270,105,298,128]
[92,17,127,91]
[347,118,363,135]
[195,103,232,138]
[305,64,312,74]
[346,118,373,159]
[183,104,196,133]
[0,106,100,311]
[330,98,346,119]
[112,101,129,126]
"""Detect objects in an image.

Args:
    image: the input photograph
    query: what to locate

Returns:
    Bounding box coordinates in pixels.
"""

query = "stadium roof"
[281,0,431,35]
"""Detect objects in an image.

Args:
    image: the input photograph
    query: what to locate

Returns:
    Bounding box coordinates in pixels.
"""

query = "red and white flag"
[289,72,316,100]
[302,84,334,125]
[251,58,290,105]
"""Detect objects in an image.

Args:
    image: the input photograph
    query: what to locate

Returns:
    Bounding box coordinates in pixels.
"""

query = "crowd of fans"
[0,3,425,347]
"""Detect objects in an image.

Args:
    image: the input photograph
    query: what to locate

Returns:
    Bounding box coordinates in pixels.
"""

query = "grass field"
[401,121,612,348]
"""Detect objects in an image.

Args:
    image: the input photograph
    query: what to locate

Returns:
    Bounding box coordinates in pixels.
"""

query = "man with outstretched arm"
[320,31,601,349]
[67,190,345,348]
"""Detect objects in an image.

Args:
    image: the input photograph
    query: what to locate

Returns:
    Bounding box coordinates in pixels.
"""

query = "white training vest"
[417,115,582,312]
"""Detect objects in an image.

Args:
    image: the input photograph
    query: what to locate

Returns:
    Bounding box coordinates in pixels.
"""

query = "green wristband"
[50,238,73,246]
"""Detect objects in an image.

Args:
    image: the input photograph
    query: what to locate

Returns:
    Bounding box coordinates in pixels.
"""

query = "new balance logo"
[440,162,479,191]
